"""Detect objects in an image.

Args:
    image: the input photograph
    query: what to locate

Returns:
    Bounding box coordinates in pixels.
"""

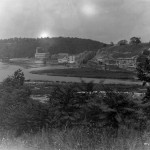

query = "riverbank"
[0,61,141,85]
[30,67,136,80]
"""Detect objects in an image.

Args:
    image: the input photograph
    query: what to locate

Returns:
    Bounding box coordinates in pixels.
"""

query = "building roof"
[58,53,68,56]
[117,56,137,60]
[58,55,68,60]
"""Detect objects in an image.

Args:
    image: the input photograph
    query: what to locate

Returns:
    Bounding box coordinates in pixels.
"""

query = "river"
[0,62,142,85]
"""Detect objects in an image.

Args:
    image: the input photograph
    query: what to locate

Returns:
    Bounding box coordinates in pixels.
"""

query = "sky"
[0,0,150,43]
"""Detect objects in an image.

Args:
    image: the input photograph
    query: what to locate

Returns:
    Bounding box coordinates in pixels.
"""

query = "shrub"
[3,69,25,87]
[0,70,48,136]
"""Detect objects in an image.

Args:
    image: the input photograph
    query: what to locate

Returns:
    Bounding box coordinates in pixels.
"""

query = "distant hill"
[96,43,150,59]
[0,37,107,58]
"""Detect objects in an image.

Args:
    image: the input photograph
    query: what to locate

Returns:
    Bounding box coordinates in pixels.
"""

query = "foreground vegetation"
[0,128,149,150]
[31,67,136,79]
[0,69,150,149]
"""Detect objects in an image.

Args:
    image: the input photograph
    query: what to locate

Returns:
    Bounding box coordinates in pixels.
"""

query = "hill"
[0,37,107,58]
[96,43,150,59]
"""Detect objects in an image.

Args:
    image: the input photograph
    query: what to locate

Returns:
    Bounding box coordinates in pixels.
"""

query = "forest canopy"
[0,37,107,58]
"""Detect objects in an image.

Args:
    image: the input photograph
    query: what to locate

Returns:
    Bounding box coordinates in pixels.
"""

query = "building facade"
[35,47,49,64]
[68,55,75,63]
[116,56,137,68]
[58,56,68,63]
[35,47,49,59]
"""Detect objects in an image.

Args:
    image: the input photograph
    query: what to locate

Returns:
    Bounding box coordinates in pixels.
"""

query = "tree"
[129,37,141,45]
[136,48,150,84]
[110,42,114,46]
[136,49,150,124]
[0,70,48,136]
[48,83,81,128]
[3,69,25,87]
[100,88,143,130]
[77,51,96,65]
[117,40,128,46]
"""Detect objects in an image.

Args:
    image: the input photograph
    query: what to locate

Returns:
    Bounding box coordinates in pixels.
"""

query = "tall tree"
[136,48,150,124]
[129,37,141,45]
[117,40,128,46]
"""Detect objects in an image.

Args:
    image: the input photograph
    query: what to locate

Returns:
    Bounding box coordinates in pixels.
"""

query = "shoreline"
[1,61,141,85]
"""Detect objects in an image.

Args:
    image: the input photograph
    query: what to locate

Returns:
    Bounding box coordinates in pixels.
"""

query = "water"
[0,62,142,85]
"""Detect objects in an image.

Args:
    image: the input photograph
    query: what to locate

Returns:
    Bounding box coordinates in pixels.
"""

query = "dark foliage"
[136,50,150,128]
[0,70,147,137]
[0,70,49,136]
[137,59,150,83]
[3,69,25,87]
[0,37,107,58]
[101,88,144,129]
[47,82,144,132]
[77,51,96,65]
[129,37,141,45]
[117,40,128,46]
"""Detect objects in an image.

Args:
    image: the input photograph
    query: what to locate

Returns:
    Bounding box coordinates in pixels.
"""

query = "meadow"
[30,67,136,80]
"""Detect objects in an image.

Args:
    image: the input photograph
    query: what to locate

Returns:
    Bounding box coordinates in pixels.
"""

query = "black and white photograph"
[0,0,150,149]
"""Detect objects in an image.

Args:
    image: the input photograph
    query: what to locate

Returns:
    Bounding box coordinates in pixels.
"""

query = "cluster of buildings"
[57,53,76,64]
[34,47,138,70]
[95,55,137,70]
[35,47,76,64]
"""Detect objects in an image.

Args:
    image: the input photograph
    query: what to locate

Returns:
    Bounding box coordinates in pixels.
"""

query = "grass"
[0,127,149,150]
[30,68,136,80]
[28,82,145,96]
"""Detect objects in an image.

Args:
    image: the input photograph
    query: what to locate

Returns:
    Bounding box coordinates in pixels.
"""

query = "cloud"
[0,0,150,43]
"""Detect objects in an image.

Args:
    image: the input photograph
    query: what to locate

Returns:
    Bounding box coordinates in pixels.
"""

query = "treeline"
[0,37,107,58]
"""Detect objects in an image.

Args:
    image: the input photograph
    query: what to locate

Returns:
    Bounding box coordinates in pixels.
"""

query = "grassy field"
[27,82,145,96]
[0,128,149,150]
[31,68,136,80]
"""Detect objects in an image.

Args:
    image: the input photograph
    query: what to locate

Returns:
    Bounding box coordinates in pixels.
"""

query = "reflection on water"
[0,62,142,85]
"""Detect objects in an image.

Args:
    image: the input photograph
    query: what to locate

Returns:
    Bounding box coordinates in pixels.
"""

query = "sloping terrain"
[96,43,150,59]
[0,37,107,58]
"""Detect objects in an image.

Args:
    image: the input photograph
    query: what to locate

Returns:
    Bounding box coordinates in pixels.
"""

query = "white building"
[35,47,49,64]
[68,55,75,63]
[35,47,49,59]
[58,55,68,63]
[116,56,137,68]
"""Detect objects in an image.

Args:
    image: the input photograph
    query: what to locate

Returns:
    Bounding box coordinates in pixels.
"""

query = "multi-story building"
[35,47,49,63]
[68,55,75,63]
[116,56,137,69]
[58,55,68,63]
[57,53,69,64]
[57,53,76,64]
[35,47,49,59]
[95,55,138,70]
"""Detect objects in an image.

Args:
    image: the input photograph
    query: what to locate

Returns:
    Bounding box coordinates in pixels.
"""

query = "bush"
[0,70,49,136]
[47,82,145,132]
[3,69,25,87]
[0,70,147,137]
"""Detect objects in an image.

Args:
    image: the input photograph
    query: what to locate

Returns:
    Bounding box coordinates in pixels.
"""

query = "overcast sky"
[0,0,150,43]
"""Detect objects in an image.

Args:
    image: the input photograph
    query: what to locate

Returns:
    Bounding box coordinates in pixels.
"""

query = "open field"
[0,128,149,150]
[30,67,136,80]
[27,81,145,95]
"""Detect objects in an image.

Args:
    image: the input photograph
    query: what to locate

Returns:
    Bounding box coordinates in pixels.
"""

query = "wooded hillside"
[0,37,107,58]
[96,43,150,59]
